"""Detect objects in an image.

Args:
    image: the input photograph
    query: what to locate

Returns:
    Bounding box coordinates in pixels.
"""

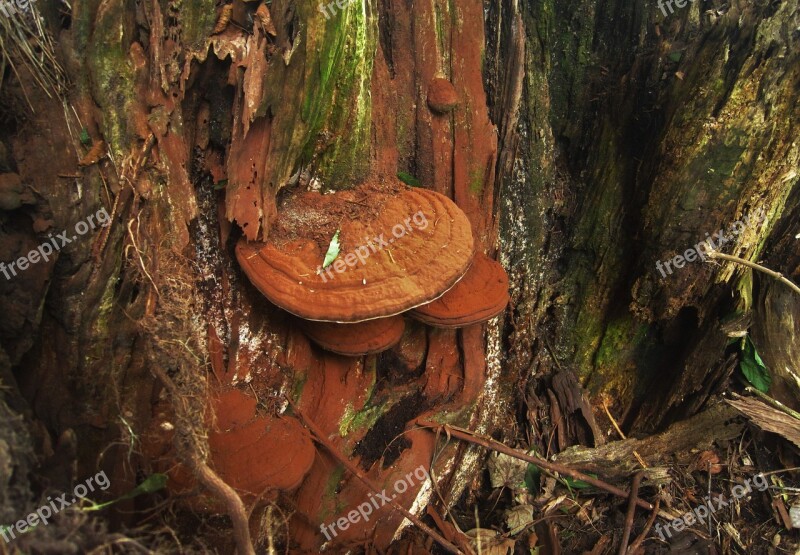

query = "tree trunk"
[0,0,797,552]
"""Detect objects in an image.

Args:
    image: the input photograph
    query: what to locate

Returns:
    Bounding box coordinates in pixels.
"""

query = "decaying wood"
[554,404,744,482]
[727,396,800,449]
[706,251,800,297]
[551,369,603,447]
[752,281,800,413]
[417,420,655,511]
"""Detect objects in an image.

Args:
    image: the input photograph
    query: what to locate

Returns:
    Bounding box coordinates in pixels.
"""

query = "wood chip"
[727,396,800,448]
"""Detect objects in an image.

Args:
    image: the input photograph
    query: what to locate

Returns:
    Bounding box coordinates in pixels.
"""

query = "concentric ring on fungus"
[410,252,509,328]
[236,183,475,323]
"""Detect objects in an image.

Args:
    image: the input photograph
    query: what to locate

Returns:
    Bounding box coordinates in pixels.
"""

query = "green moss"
[292,373,309,403]
[86,0,136,162]
[338,399,385,437]
[468,166,484,194]
[594,316,647,368]
[319,465,346,520]
[170,0,216,48]
[83,247,123,369]
[297,1,377,186]
[580,313,652,398]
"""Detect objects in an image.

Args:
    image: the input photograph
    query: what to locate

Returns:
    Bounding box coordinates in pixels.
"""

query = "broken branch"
[416,419,655,512]
[706,251,800,296]
[741,387,800,421]
[618,471,644,555]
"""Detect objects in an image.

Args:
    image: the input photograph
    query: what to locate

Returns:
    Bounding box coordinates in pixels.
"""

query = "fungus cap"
[427,78,459,114]
[410,253,509,328]
[236,183,474,322]
[300,316,405,356]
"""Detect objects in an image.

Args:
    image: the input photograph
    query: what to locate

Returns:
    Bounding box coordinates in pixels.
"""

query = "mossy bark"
[504,0,800,433]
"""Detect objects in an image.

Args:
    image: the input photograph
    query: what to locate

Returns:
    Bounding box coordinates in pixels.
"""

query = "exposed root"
[150,366,255,555]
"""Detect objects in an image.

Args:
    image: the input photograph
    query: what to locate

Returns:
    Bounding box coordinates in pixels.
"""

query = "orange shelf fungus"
[299,316,406,356]
[427,77,459,114]
[411,252,509,328]
[235,182,474,323]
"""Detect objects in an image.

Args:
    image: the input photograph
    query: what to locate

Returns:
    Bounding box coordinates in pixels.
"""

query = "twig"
[741,387,800,421]
[706,251,800,296]
[544,336,563,371]
[627,498,660,554]
[601,399,648,469]
[151,367,255,555]
[288,400,464,555]
[759,467,800,477]
[618,471,643,555]
[416,420,655,511]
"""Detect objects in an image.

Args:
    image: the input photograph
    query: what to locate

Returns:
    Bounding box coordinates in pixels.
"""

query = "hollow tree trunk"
[0,0,797,552]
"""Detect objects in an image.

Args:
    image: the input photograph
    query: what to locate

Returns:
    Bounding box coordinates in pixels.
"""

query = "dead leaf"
[78,140,106,167]
[488,451,528,490]
[574,498,597,525]
[693,450,724,474]
[212,4,233,35]
[505,504,534,534]
[543,494,567,515]
[465,528,515,555]
[255,4,277,36]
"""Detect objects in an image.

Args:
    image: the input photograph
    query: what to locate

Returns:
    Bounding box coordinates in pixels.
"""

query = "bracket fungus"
[427,77,459,114]
[236,182,475,323]
[299,316,406,356]
[411,252,509,328]
[143,388,315,508]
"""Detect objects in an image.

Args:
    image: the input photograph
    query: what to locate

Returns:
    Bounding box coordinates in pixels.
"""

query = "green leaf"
[79,128,91,146]
[668,51,683,63]
[82,473,168,512]
[397,171,421,188]
[740,336,771,392]
[562,475,594,490]
[524,463,541,494]
[322,230,341,269]
[214,179,228,190]
[132,473,169,495]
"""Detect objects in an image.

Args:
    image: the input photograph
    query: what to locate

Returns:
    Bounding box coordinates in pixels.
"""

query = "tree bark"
[0,0,797,552]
